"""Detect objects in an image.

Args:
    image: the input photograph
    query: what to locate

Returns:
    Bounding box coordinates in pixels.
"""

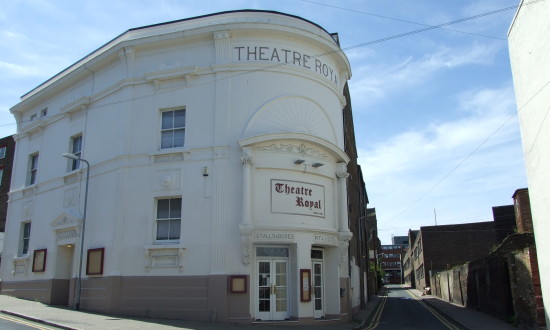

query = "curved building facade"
[1,10,363,323]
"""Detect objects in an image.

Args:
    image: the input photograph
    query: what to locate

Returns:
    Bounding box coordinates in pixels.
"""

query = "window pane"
[311,250,323,259]
[156,220,169,240]
[259,299,270,312]
[173,110,185,128]
[31,155,38,169]
[72,159,80,171]
[157,199,170,219]
[256,247,289,257]
[161,111,173,129]
[169,219,181,239]
[173,129,185,147]
[161,131,173,149]
[22,239,29,254]
[73,136,82,153]
[24,223,31,237]
[170,198,182,218]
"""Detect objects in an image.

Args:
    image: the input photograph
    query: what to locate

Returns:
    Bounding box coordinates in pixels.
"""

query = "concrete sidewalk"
[0,294,383,330]
[407,288,517,330]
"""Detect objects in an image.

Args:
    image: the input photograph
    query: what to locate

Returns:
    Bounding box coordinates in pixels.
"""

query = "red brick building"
[379,236,408,284]
[0,135,15,232]
[403,207,515,290]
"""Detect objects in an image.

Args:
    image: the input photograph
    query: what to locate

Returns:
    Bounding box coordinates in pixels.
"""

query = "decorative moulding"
[145,65,198,89]
[12,256,30,276]
[50,212,82,243]
[144,245,186,273]
[60,96,90,116]
[255,142,328,159]
[149,150,188,164]
[239,132,349,163]
[22,120,46,136]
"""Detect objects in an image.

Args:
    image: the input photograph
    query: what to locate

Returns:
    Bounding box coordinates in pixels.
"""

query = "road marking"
[0,313,54,330]
[405,289,461,330]
[364,290,388,330]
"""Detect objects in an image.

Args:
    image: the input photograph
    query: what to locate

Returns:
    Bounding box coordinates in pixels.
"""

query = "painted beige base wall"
[2,275,251,323]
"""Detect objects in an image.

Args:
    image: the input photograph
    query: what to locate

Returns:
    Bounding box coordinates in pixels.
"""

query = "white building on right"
[508,0,550,326]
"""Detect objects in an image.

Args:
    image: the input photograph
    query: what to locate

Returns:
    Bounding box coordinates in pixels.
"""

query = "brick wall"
[0,135,16,232]
[431,233,544,328]
[421,222,497,280]
[512,188,533,233]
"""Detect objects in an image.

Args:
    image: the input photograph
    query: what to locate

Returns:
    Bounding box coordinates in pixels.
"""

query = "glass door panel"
[313,261,324,318]
[256,259,289,320]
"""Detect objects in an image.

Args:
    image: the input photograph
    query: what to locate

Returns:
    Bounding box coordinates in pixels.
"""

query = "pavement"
[0,287,517,329]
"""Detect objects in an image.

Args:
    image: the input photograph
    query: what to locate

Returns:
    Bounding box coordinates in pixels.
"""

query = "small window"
[20,222,31,255]
[30,113,37,121]
[28,153,39,186]
[256,247,289,257]
[311,249,323,259]
[156,198,182,241]
[41,108,48,117]
[69,135,83,171]
[160,109,185,149]
[0,147,6,159]
[0,168,3,186]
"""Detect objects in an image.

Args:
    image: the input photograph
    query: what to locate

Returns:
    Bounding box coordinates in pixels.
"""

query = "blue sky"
[0,0,527,244]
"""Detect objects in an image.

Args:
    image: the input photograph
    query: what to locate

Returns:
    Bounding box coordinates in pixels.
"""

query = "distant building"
[379,243,406,284]
[403,210,516,290]
[366,208,381,295]
[0,135,15,232]
[392,235,409,246]
[509,2,550,324]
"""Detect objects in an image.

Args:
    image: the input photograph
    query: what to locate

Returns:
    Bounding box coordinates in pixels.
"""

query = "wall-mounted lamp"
[294,159,324,173]
[203,166,209,177]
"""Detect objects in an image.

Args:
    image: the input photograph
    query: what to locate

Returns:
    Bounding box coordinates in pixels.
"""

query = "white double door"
[256,259,289,320]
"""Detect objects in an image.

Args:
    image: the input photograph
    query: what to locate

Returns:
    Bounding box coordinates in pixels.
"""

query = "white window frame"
[155,197,182,242]
[27,153,39,186]
[160,109,186,149]
[68,135,83,171]
[20,222,32,256]
[0,146,6,159]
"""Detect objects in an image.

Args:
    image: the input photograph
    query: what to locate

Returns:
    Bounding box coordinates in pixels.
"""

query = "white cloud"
[350,42,502,107]
[358,84,526,242]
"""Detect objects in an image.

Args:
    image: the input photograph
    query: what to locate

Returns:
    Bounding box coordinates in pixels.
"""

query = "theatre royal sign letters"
[271,179,325,218]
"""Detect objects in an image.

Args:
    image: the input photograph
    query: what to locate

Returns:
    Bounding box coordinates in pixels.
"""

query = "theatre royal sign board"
[271,179,325,218]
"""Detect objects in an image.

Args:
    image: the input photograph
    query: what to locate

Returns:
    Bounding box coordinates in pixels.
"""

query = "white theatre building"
[1,10,368,324]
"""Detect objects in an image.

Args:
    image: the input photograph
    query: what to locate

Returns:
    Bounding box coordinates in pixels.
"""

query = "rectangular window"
[28,153,39,185]
[161,109,185,149]
[0,168,3,186]
[69,135,83,171]
[0,146,6,158]
[156,197,182,241]
[21,222,31,255]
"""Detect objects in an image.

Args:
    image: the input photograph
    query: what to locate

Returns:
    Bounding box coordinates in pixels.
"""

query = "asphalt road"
[363,285,465,330]
[0,313,59,330]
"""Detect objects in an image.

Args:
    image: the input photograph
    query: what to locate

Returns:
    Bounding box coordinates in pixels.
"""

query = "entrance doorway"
[312,249,324,318]
[53,244,75,305]
[256,247,289,320]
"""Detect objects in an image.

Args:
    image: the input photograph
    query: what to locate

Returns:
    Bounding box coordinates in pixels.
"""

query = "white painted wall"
[1,11,354,320]
[508,0,550,326]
